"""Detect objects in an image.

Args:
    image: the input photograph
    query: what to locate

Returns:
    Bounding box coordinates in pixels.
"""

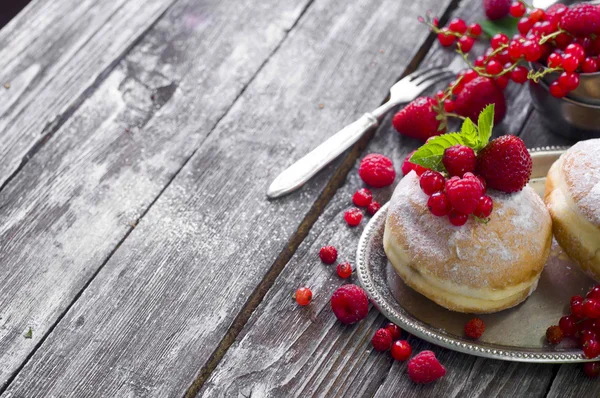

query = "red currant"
[549,81,567,98]
[582,57,599,74]
[385,323,402,340]
[449,210,468,226]
[419,170,445,195]
[444,99,455,112]
[584,299,600,319]
[435,90,445,100]
[562,54,579,73]
[448,18,467,34]
[547,53,562,68]
[588,286,600,300]
[352,188,373,207]
[319,246,338,264]
[572,297,585,318]
[437,28,456,47]
[390,340,412,361]
[491,33,509,49]
[473,195,493,218]
[529,8,545,22]
[581,329,598,345]
[572,295,584,305]
[468,23,482,37]
[508,40,522,60]
[458,36,475,53]
[460,69,479,84]
[522,40,542,62]
[517,17,533,35]
[509,1,526,18]
[336,262,352,279]
[367,201,381,216]
[559,315,578,337]
[565,43,585,62]
[558,72,579,91]
[295,287,312,306]
[427,192,451,217]
[555,32,572,49]
[344,208,363,227]
[474,55,486,67]
[584,362,600,378]
[486,59,503,75]
[584,339,600,359]
[494,75,509,90]
[510,66,528,84]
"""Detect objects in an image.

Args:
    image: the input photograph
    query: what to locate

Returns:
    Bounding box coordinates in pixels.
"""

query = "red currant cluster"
[371,323,413,361]
[318,245,353,279]
[436,17,483,53]
[546,284,600,377]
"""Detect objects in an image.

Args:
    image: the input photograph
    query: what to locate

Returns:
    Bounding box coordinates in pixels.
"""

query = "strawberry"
[476,135,532,193]
[392,97,446,141]
[455,77,506,124]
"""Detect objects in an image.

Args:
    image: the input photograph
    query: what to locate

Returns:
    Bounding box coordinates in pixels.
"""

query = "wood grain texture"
[546,364,600,397]
[0,0,313,393]
[201,1,565,397]
[1,0,459,396]
[0,0,177,190]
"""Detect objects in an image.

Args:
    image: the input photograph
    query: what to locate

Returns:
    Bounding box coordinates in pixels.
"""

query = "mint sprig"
[409,104,495,172]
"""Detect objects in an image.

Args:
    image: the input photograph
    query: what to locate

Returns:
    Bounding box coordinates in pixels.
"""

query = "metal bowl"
[529,78,600,139]
[536,64,600,106]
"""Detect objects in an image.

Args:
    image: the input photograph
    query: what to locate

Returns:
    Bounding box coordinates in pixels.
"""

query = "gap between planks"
[183,0,463,396]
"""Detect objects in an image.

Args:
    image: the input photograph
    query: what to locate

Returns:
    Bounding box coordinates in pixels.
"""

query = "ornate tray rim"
[355,146,595,363]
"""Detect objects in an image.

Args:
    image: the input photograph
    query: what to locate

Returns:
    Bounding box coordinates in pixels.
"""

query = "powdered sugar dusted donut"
[383,171,552,314]
[545,139,600,281]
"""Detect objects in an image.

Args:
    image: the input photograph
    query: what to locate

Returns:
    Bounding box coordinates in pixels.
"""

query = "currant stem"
[539,29,567,45]
[445,113,466,120]
[527,66,563,82]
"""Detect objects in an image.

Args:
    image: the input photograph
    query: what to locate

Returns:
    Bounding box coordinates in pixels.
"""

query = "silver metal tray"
[356,146,599,363]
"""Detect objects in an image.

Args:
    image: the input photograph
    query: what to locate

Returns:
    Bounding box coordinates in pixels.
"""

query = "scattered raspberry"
[358,154,396,188]
[407,351,446,384]
[428,192,451,217]
[546,325,563,345]
[584,362,600,378]
[419,170,445,195]
[352,188,373,207]
[344,208,363,227]
[484,0,511,20]
[330,284,369,325]
[319,246,338,264]
[367,201,381,216]
[401,150,428,176]
[371,328,393,352]
[391,340,412,361]
[385,323,402,340]
[476,135,532,193]
[336,262,352,279]
[584,339,600,359]
[473,195,493,218]
[442,145,477,177]
[464,318,486,339]
[295,287,312,306]
[445,177,484,215]
[559,315,578,337]
[392,97,446,141]
[560,4,600,36]
[455,77,506,124]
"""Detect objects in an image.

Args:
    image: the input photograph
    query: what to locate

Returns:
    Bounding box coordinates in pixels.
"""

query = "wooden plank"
[0,0,315,392]
[0,0,175,190]
[200,1,564,396]
[0,0,459,396]
[546,364,600,397]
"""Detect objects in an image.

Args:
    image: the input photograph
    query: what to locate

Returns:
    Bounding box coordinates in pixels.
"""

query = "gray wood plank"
[0,0,314,392]
[0,0,177,191]
[546,364,600,397]
[0,0,458,396]
[200,1,565,396]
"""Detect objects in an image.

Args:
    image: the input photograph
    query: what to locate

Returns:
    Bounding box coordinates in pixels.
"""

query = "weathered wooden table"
[0,0,595,396]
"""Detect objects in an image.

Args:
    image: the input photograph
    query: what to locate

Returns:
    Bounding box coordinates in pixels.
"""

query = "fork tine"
[406,66,447,81]
[413,69,453,86]
[414,72,454,92]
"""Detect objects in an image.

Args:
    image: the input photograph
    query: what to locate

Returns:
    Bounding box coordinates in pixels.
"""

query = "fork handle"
[267,113,378,198]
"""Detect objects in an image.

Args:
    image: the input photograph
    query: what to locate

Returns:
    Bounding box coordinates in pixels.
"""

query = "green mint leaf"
[409,132,471,171]
[476,104,495,150]
[479,16,518,38]
[459,117,478,147]
[24,327,32,339]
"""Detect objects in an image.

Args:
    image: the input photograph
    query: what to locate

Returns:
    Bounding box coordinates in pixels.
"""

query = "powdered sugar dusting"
[562,139,600,227]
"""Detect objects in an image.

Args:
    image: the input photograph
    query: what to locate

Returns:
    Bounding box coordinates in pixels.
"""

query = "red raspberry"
[449,210,468,226]
[560,4,600,37]
[584,339,600,359]
[559,315,578,337]
[352,188,373,207]
[546,325,563,345]
[392,97,446,141]
[584,299,600,318]
[419,170,445,195]
[455,77,506,124]
[584,362,600,378]
[484,0,510,20]
[385,323,402,340]
[442,145,476,177]
[474,195,493,218]
[446,177,484,215]
[391,340,412,361]
[371,328,393,352]
[401,150,428,176]
[344,208,363,227]
[336,262,352,279]
[367,201,381,216]
[427,192,451,217]
[545,3,567,23]
[588,285,600,300]
[330,284,369,324]
[295,287,312,306]
[407,351,446,384]
[358,154,396,188]
[319,246,338,264]
[464,318,486,339]
[476,135,532,193]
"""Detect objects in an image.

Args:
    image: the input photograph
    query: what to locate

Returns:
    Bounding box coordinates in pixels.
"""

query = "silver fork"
[267,66,454,198]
